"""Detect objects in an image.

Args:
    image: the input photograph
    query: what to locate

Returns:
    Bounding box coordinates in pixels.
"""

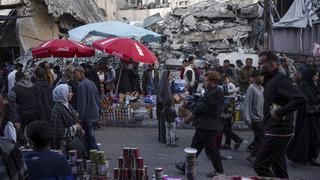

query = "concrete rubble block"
[170,43,183,50]
[213,26,252,40]
[168,20,181,30]
[235,17,249,25]
[183,15,197,30]
[164,58,183,66]
[163,28,172,37]
[172,36,184,44]
[173,8,236,19]
[172,51,184,58]
[212,20,224,29]
[197,21,213,31]
[148,42,161,50]
[183,27,190,34]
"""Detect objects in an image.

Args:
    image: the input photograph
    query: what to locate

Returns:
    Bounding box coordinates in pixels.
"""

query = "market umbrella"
[32,39,95,58]
[92,37,159,64]
[92,37,159,95]
[68,20,162,43]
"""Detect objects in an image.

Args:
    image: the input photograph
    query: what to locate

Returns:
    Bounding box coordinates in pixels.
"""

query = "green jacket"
[142,68,159,92]
[238,65,254,93]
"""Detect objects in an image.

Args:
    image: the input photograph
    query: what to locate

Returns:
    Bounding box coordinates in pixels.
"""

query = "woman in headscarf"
[157,70,173,144]
[287,68,320,166]
[51,84,83,154]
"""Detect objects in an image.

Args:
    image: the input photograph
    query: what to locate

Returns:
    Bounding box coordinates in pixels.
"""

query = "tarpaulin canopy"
[68,20,162,43]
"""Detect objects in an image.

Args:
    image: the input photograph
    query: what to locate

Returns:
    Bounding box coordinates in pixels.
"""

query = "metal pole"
[115,65,123,96]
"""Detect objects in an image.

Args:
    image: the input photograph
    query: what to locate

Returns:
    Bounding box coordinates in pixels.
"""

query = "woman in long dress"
[156,71,173,143]
[287,68,320,166]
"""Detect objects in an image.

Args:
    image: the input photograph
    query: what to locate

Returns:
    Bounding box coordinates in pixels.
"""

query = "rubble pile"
[146,0,264,67]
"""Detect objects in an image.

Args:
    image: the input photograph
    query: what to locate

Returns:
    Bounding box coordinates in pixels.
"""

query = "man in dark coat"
[175,71,224,178]
[9,72,37,132]
[32,67,54,122]
[128,62,141,93]
[85,65,101,96]
[254,51,307,178]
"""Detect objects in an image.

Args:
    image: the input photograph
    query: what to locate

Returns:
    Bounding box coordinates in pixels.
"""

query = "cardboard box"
[178,107,192,118]
[173,94,185,104]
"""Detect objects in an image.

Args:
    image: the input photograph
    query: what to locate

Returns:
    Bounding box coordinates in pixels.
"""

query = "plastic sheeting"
[269,24,320,55]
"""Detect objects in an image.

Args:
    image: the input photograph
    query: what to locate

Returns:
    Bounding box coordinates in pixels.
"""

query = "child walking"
[163,99,178,147]
[243,70,265,164]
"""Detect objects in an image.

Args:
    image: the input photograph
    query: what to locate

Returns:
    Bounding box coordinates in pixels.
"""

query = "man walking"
[238,58,254,93]
[182,60,195,95]
[175,71,224,178]
[73,66,101,155]
[32,67,54,122]
[254,51,307,178]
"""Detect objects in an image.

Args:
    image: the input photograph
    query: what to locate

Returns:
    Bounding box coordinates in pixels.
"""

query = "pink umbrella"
[92,37,159,64]
[32,39,95,58]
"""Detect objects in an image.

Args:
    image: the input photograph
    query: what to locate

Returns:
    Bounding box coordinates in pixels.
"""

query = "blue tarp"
[68,20,162,43]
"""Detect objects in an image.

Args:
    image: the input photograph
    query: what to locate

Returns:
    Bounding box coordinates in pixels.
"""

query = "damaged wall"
[145,0,263,67]
[14,0,106,54]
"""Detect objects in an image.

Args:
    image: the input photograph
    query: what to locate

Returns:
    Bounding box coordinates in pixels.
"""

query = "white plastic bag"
[4,121,16,142]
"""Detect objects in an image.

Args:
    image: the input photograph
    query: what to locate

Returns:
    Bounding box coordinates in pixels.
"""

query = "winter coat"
[142,68,159,92]
[192,86,224,132]
[51,103,79,151]
[128,66,141,93]
[104,67,116,91]
[10,79,37,116]
[32,79,54,122]
[238,65,254,93]
[163,107,177,123]
[263,69,307,136]
[85,68,101,95]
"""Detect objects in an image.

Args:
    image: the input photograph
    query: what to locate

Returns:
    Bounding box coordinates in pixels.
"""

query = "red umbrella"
[92,37,159,64]
[32,39,95,58]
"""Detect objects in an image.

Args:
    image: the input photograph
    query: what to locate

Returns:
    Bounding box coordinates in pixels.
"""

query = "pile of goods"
[69,149,110,179]
[114,147,149,180]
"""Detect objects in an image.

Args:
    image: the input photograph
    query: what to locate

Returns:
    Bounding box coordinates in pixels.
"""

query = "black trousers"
[254,135,291,178]
[191,129,224,173]
[223,117,242,145]
[251,121,265,156]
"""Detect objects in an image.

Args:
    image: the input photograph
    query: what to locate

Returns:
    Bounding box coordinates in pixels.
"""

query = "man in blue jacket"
[73,66,101,155]
[254,51,307,178]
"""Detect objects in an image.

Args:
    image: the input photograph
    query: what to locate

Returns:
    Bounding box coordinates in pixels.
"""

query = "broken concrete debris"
[145,0,262,67]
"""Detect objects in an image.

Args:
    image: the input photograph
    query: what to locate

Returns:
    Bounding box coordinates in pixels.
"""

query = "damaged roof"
[45,0,105,23]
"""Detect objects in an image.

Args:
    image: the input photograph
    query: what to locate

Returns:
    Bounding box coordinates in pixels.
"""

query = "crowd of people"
[0,50,319,179]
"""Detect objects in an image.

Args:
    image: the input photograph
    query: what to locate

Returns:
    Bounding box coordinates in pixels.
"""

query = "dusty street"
[95,127,318,180]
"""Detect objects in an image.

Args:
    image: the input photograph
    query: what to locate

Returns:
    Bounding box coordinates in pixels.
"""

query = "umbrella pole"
[115,65,123,96]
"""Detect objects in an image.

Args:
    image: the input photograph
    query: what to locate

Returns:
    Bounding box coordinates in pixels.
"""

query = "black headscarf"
[157,71,172,105]
[301,68,319,94]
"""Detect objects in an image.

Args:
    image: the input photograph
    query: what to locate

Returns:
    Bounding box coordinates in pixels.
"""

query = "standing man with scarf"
[142,63,159,95]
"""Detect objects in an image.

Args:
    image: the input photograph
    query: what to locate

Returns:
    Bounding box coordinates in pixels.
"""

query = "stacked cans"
[101,107,116,120]
[184,148,197,180]
[116,104,131,120]
[68,150,86,180]
[114,147,148,180]
[87,150,110,179]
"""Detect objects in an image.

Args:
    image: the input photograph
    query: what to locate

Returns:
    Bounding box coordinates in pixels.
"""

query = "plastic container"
[174,80,186,93]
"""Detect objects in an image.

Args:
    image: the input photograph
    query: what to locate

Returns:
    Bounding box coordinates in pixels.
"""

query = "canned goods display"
[86,160,91,173]
[73,173,82,180]
[137,168,146,180]
[89,162,98,175]
[90,175,98,180]
[76,159,84,173]
[90,150,98,163]
[122,168,130,179]
[130,168,137,179]
[97,151,106,164]
[98,175,107,180]
[69,163,77,174]
[143,165,148,175]
[82,174,90,180]
[69,150,77,163]
[155,167,163,178]
[113,168,120,180]
[184,148,197,180]
[98,164,107,175]
[136,157,143,168]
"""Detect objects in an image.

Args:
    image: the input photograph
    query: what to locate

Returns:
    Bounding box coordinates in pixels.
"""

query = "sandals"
[207,171,223,177]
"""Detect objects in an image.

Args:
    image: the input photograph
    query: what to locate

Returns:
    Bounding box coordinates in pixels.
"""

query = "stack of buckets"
[184,148,197,180]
